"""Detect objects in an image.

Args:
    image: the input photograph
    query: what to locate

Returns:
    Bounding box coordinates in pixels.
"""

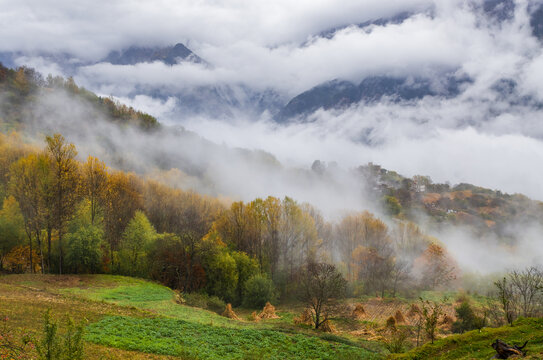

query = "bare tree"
[494,277,516,325]
[298,261,347,329]
[509,267,543,318]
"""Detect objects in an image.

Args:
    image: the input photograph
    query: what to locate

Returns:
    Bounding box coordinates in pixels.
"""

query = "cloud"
[0,0,432,57]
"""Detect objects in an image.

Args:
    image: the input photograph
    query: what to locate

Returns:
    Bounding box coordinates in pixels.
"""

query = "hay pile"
[394,310,406,324]
[386,316,396,330]
[320,320,336,333]
[407,303,421,318]
[173,291,184,305]
[258,302,280,319]
[293,308,314,326]
[351,303,366,320]
[250,311,260,322]
[221,303,240,320]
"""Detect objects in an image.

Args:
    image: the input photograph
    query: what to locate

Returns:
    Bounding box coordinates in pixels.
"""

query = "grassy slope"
[0,274,382,359]
[390,318,543,359]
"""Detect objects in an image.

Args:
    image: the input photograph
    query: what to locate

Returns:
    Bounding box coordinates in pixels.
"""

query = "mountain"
[277,74,468,121]
[316,11,416,41]
[102,43,204,65]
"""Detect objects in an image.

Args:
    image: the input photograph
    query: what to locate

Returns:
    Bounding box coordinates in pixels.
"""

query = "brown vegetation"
[258,302,280,320]
[221,303,240,320]
[394,310,406,324]
[352,303,366,320]
[293,308,314,326]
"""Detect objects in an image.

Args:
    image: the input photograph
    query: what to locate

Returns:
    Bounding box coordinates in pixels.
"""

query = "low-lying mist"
[10,85,543,278]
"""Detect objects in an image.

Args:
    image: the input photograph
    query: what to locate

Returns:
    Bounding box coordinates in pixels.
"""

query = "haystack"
[258,302,280,319]
[320,320,336,333]
[250,311,260,322]
[221,303,240,320]
[293,308,314,326]
[351,303,366,320]
[173,291,184,305]
[386,316,396,330]
[407,304,421,317]
[394,310,406,324]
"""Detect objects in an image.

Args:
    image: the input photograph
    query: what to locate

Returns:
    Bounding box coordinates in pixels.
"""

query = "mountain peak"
[103,43,204,65]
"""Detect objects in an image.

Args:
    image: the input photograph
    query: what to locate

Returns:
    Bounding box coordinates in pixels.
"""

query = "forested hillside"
[0,63,158,131]
[359,163,543,239]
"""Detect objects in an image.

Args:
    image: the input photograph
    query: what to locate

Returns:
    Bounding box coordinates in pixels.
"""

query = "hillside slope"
[390,318,543,359]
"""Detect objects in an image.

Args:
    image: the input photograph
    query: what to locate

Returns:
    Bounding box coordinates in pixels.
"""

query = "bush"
[243,274,277,308]
[452,300,486,333]
[183,293,225,313]
[37,310,84,360]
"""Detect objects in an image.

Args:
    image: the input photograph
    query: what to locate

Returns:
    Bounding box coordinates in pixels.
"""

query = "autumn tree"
[261,196,281,276]
[8,154,49,273]
[298,261,347,329]
[416,243,456,289]
[279,197,318,281]
[81,156,107,225]
[0,196,25,270]
[337,212,393,294]
[46,134,80,274]
[104,171,142,267]
[148,233,205,291]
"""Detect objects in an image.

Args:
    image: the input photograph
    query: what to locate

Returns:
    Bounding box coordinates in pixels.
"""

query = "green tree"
[243,274,277,308]
[65,201,104,273]
[232,251,259,305]
[118,210,156,276]
[452,300,486,333]
[383,195,402,216]
[204,250,238,303]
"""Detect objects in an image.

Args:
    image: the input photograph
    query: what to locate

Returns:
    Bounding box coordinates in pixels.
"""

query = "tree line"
[0,132,456,305]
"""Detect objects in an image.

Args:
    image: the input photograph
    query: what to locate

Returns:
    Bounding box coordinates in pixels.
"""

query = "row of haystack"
[222,302,280,322]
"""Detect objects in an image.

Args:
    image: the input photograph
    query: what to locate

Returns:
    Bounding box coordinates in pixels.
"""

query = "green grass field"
[4,274,543,359]
[0,274,382,359]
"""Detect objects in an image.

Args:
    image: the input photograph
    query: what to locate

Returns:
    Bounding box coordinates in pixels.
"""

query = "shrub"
[37,310,84,360]
[243,274,277,308]
[452,300,486,333]
[183,292,225,313]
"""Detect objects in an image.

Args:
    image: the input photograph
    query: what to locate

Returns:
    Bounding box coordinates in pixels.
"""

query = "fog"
[3,0,543,275]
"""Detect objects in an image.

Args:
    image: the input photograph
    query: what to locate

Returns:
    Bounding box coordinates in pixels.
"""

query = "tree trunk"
[491,339,527,359]
[47,227,52,273]
[28,233,33,274]
[58,231,63,275]
[36,230,44,274]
